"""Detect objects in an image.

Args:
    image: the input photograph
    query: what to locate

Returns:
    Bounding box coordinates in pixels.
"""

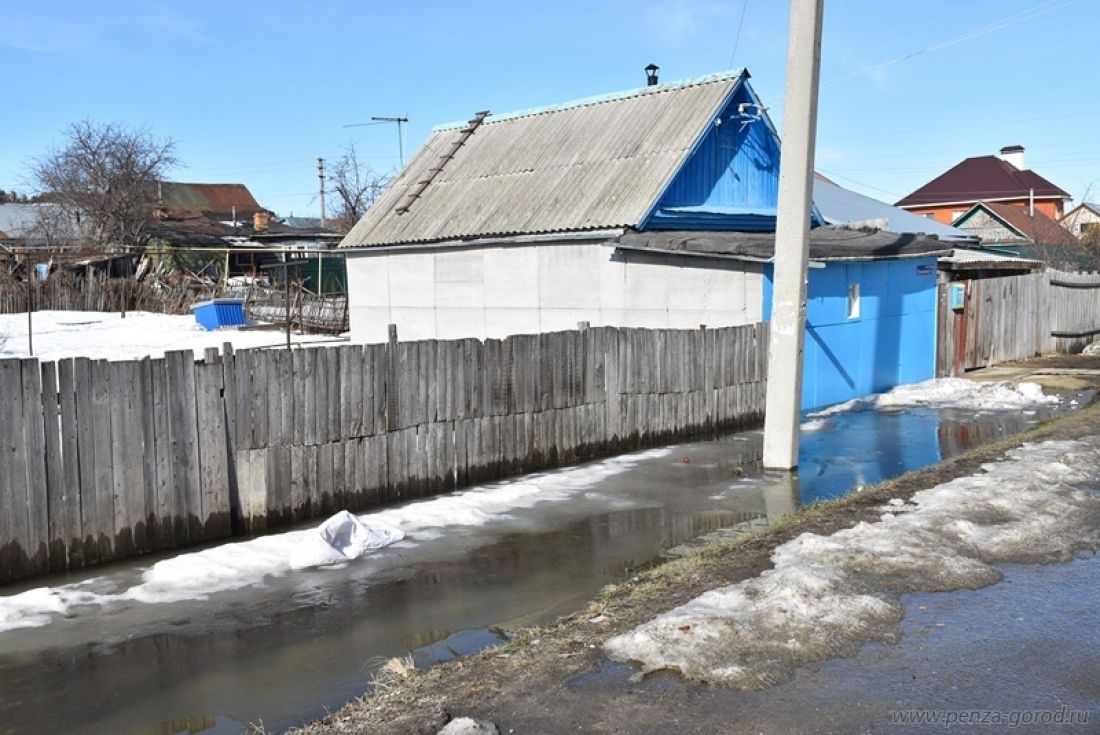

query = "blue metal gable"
[642,79,822,231]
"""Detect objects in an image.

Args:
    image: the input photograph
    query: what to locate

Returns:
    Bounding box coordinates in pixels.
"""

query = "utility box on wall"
[949,282,967,311]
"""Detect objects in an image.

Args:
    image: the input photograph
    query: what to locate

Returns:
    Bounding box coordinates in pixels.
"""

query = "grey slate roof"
[813,177,977,243]
[340,71,746,248]
[616,227,953,262]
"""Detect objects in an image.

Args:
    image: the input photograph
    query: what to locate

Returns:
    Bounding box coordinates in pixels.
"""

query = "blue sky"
[2,0,1097,217]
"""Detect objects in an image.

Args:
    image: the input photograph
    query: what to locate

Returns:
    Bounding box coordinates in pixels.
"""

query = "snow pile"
[0,447,670,631]
[810,378,1059,418]
[605,438,1100,689]
[0,310,343,362]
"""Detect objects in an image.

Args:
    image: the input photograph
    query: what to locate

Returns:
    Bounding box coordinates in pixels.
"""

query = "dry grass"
[368,654,417,693]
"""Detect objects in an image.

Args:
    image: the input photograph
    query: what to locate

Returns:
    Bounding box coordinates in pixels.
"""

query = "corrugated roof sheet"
[159,182,264,217]
[941,247,1042,269]
[895,155,1070,208]
[340,71,745,248]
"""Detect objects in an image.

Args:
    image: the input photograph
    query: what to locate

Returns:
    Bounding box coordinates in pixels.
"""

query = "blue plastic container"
[190,298,247,331]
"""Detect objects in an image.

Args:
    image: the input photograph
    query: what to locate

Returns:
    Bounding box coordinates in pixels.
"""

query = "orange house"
[895,145,1071,225]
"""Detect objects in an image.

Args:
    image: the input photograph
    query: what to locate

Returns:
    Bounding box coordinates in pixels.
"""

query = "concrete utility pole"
[317,157,326,230]
[762,0,825,470]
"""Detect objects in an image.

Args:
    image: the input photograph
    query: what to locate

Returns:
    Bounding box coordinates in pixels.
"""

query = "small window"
[951,210,966,221]
[847,282,861,319]
[922,213,936,220]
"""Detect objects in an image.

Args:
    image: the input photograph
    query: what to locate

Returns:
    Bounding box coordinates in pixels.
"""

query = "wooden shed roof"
[340,70,747,248]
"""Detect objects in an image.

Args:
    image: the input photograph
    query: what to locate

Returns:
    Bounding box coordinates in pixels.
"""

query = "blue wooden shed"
[763,256,940,411]
[620,228,950,412]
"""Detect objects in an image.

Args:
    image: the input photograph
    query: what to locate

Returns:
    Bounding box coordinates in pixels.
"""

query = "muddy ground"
[291,358,1100,735]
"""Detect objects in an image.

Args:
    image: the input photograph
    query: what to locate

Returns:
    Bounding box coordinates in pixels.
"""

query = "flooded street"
[0,391,1083,735]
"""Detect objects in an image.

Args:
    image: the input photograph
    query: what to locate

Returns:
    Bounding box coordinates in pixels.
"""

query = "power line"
[727,0,750,69]
[819,107,1100,141]
[815,168,902,198]
[824,0,1077,85]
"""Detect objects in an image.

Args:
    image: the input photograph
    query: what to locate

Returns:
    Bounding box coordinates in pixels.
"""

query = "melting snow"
[808,378,1059,419]
[605,438,1100,688]
[0,447,670,633]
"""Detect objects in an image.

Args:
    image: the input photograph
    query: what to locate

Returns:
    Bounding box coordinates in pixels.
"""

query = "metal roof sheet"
[895,155,1070,208]
[159,182,264,217]
[0,203,86,243]
[813,177,977,243]
[340,71,744,248]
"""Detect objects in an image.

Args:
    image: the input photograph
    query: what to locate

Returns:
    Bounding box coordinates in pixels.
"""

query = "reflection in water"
[0,394,1082,735]
[793,403,1070,505]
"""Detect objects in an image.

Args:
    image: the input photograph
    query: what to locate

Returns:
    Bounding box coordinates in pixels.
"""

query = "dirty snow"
[0,447,670,633]
[808,377,1059,419]
[605,438,1100,688]
[0,310,343,362]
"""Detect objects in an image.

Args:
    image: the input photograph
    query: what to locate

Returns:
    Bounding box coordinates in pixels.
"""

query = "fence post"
[386,324,399,432]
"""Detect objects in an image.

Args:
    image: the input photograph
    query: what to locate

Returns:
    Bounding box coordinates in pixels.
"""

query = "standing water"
[0,381,1084,734]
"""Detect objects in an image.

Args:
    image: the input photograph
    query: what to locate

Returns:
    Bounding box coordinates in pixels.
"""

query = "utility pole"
[317,157,326,229]
[762,0,825,470]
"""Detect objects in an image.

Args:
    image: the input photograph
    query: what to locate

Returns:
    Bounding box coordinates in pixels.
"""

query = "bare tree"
[30,121,179,250]
[28,205,82,249]
[327,143,391,233]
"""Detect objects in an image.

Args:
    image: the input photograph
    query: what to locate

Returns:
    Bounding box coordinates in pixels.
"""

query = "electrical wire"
[727,0,749,69]
[824,0,1077,85]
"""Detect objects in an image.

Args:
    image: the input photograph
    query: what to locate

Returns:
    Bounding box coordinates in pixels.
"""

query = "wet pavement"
[568,553,1099,734]
[0,392,1084,735]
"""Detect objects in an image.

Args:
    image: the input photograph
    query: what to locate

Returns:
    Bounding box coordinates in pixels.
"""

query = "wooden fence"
[0,322,769,584]
[0,273,212,316]
[937,269,1100,376]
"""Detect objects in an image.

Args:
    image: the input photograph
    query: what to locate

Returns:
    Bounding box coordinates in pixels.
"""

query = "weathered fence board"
[937,269,1100,376]
[1,323,771,584]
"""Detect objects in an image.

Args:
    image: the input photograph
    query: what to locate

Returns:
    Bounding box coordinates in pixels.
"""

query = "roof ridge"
[432,68,746,132]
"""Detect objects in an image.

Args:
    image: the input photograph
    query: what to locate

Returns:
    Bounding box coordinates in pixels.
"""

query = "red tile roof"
[895,156,1070,208]
[974,201,1079,246]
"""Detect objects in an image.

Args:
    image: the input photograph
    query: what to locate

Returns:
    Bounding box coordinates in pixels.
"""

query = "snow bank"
[0,310,342,362]
[605,438,1100,688]
[0,447,670,632]
[809,377,1059,419]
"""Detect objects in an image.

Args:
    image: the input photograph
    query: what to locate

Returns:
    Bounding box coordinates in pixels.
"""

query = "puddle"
[0,388,1085,735]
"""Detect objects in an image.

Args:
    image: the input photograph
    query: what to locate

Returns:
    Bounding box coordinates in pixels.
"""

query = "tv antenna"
[343,116,409,167]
